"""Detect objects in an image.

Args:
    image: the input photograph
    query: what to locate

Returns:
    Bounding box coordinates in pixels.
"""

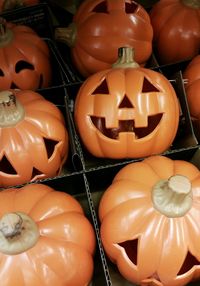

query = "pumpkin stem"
[55,23,77,47]
[181,0,200,8]
[0,17,13,47]
[0,212,39,255]
[112,47,140,69]
[152,175,193,217]
[0,91,25,127]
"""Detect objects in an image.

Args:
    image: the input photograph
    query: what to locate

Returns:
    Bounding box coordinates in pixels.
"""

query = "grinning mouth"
[90,113,163,139]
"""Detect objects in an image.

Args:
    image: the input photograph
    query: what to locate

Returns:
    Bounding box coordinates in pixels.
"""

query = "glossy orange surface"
[150,0,200,64]
[0,183,96,286]
[0,19,51,90]
[74,59,179,159]
[70,0,153,77]
[0,89,69,187]
[183,55,200,119]
[99,155,200,285]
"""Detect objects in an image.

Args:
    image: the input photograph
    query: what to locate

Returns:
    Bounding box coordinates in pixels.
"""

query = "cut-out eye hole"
[0,69,4,76]
[178,251,200,276]
[118,239,138,265]
[119,94,134,108]
[92,1,107,13]
[93,79,109,94]
[125,1,138,13]
[31,167,43,180]
[142,77,160,93]
[43,138,60,159]
[0,155,17,175]
[10,82,19,89]
[15,61,34,73]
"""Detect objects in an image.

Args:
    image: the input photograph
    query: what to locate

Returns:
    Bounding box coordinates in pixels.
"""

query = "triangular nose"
[119,94,134,108]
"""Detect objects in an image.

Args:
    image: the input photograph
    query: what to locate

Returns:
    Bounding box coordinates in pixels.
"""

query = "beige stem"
[181,0,200,8]
[55,23,77,47]
[152,175,193,217]
[112,47,139,69]
[0,91,25,127]
[0,212,39,255]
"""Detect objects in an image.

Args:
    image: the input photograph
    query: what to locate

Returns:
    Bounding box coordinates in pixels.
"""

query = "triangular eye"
[92,1,108,13]
[31,167,43,180]
[0,155,17,175]
[119,94,134,108]
[177,251,200,276]
[43,138,60,159]
[0,69,4,76]
[118,238,138,265]
[93,79,109,94]
[15,61,34,73]
[142,77,160,93]
[125,1,138,13]
[10,82,19,89]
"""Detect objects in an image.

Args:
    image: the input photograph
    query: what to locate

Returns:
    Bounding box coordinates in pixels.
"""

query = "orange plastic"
[0,18,51,90]
[0,0,39,12]
[55,0,153,77]
[150,0,200,64]
[99,155,200,286]
[0,89,69,187]
[74,47,179,159]
[183,55,200,119]
[0,183,96,286]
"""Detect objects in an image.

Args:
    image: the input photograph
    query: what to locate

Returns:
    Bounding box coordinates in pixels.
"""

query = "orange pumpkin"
[0,183,96,286]
[183,55,200,120]
[0,17,51,90]
[55,0,153,77]
[0,0,39,12]
[149,0,200,65]
[99,155,200,286]
[74,47,179,159]
[0,89,68,187]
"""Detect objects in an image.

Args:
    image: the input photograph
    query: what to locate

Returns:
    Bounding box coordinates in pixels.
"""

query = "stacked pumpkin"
[0,16,70,188]
[54,0,200,286]
[0,8,97,286]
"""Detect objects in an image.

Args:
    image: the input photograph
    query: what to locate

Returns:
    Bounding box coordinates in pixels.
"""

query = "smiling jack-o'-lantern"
[74,47,180,159]
[0,89,68,188]
[0,17,51,90]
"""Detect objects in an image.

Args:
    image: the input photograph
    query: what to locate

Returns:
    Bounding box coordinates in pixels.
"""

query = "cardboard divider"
[84,146,200,286]
[0,2,54,38]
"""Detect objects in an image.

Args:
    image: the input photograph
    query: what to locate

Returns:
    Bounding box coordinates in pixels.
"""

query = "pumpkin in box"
[0,89,68,188]
[55,0,153,78]
[149,0,200,65]
[0,0,39,12]
[99,155,200,286]
[74,47,179,159]
[0,17,51,90]
[0,183,96,286]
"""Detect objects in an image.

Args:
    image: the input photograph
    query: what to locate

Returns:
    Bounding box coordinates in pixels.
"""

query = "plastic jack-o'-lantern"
[0,89,68,188]
[0,17,51,90]
[99,155,200,286]
[74,47,180,159]
[0,183,96,286]
[0,0,39,12]
[55,0,153,77]
[149,0,200,65]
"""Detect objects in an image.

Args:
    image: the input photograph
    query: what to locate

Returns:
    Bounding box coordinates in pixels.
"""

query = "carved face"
[0,19,51,90]
[74,67,179,158]
[0,90,68,188]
